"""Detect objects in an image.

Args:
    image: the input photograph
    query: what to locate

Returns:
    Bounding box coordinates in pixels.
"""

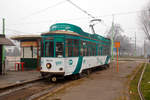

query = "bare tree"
[140,2,150,40]
[107,23,133,56]
[107,23,124,40]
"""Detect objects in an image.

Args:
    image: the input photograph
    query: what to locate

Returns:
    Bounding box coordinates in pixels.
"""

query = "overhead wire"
[66,0,95,19]
[11,9,149,26]
[5,28,32,35]
[4,0,150,38]
[21,0,67,20]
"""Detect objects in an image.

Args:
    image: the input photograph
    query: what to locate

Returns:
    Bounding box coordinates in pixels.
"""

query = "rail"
[137,63,147,100]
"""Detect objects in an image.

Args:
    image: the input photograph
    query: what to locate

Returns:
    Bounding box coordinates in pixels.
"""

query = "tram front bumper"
[40,71,65,78]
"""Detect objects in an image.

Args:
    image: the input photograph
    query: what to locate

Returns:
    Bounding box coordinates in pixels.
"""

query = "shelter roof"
[11,35,41,41]
[0,34,14,46]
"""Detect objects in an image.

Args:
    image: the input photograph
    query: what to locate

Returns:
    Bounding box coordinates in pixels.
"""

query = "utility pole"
[144,39,146,58]
[2,18,5,75]
[111,15,114,60]
[134,33,136,57]
[3,18,5,35]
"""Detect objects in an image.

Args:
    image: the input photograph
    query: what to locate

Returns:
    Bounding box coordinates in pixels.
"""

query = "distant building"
[11,35,41,70]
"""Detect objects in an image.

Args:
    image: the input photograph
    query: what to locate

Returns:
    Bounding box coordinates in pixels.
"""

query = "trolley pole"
[111,15,114,60]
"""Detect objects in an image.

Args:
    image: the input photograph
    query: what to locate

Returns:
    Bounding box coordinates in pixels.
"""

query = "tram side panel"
[81,56,110,71]
[64,57,79,76]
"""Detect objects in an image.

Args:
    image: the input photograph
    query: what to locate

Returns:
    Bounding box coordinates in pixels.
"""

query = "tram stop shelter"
[0,34,14,75]
[11,35,41,70]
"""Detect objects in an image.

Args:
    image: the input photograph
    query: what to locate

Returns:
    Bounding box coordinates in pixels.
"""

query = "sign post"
[114,42,120,72]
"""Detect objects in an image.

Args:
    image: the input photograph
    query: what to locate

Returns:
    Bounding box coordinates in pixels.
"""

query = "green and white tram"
[40,23,111,82]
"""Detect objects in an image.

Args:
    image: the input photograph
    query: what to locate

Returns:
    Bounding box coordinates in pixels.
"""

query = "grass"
[129,63,144,100]
[141,63,150,100]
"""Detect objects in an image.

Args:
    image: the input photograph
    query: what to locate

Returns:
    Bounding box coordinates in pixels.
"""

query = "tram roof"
[42,23,110,42]
[42,30,80,36]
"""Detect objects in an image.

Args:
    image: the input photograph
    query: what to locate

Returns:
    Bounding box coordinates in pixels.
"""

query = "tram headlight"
[46,63,51,69]
[59,67,63,71]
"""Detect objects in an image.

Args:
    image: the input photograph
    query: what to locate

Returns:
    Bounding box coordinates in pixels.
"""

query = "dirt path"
[43,60,143,100]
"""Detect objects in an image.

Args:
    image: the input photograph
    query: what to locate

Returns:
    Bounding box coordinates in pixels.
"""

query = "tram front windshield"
[45,41,54,57]
[43,41,64,57]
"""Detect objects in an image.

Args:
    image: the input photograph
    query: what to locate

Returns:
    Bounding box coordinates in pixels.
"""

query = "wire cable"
[21,0,67,19]
[66,0,95,19]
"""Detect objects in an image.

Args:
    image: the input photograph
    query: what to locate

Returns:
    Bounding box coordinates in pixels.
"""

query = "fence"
[5,56,20,71]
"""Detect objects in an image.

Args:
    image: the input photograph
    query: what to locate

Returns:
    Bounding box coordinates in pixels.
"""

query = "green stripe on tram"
[105,56,110,64]
[72,56,83,74]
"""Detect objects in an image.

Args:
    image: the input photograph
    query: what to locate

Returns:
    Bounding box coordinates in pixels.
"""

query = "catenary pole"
[3,18,5,35]
[2,18,5,75]
[134,33,136,56]
[111,15,114,60]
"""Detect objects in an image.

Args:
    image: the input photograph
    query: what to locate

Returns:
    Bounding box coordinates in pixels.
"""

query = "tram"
[40,23,111,82]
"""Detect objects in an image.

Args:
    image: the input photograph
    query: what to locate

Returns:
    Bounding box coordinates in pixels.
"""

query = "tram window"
[83,41,87,56]
[68,46,73,57]
[66,39,79,57]
[45,41,54,57]
[106,47,108,55]
[104,47,106,55]
[67,39,72,46]
[87,42,92,56]
[101,47,103,55]
[74,40,79,56]
[103,48,105,55]
[66,39,73,57]
[56,42,63,57]
[98,44,101,56]
[41,41,44,57]
[93,47,95,56]
[80,41,86,56]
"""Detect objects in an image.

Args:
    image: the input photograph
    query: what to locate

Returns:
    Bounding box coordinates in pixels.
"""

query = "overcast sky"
[0,0,149,46]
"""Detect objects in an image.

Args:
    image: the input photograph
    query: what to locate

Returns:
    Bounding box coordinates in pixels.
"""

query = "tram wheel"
[51,76,57,82]
[72,74,81,80]
[86,69,91,76]
[107,64,110,68]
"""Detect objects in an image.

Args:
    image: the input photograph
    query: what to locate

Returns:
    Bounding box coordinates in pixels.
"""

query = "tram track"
[0,78,43,93]
[0,79,56,100]
[137,63,147,100]
[0,77,83,100]
[0,75,83,100]
[0,67,106,100]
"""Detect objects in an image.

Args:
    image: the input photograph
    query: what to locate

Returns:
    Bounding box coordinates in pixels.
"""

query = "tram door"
[56,42,64,57]
[55,38,64,57]
[0,45,2,75]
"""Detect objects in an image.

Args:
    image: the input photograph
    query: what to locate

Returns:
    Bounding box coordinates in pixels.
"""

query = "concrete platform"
[0,71,41,89]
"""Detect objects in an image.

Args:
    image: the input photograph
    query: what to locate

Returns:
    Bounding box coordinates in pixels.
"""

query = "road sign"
[114,42,120,48]
[114,42,120,72]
